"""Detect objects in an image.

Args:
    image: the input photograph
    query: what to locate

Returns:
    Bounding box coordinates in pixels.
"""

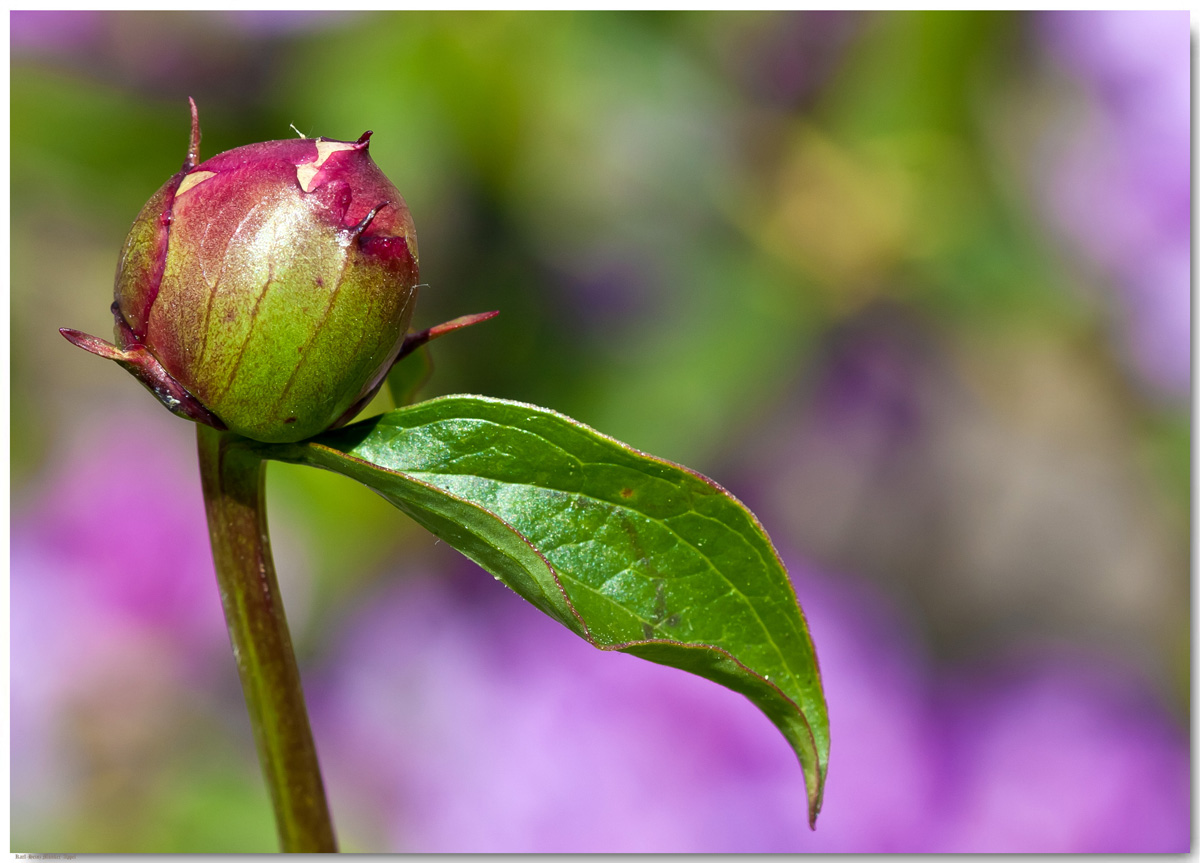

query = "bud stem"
[196,425,337,853]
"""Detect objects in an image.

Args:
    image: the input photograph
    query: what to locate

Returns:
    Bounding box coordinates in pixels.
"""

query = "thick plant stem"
[197,424,337,853]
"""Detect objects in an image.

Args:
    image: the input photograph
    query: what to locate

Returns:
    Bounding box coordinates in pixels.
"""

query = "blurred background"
[10,10,1190,852]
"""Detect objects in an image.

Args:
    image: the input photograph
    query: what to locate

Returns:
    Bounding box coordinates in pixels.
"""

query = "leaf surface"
[259,395,829,824]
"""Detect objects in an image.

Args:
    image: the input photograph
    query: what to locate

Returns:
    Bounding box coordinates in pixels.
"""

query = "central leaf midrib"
[377,412,777,564]
[366,416,802,673]
[291,399,830,820]
[402,466,805,694]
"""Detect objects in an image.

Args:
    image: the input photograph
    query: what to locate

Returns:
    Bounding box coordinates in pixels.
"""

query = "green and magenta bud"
[62,99,422,442]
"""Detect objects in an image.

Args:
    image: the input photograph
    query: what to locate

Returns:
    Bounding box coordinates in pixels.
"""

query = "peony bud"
[62,99,421,443]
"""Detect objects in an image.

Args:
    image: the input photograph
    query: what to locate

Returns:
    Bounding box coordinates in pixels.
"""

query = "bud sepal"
[61,99,460,443]
[60,304,226,429]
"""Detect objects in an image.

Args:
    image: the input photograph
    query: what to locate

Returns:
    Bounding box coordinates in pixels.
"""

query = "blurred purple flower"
[11,538,197,831]
[13,407,229,662]
[11,407,234,834]
[805,306,933,452]
[555,248,658,333]
[10,10,104,54]
[11,398,1186,850]
[1037,11,1190,399]
[10,10,354,107]
[930,652,1190,852]
[214,10,356,36]
[309,549,1188,852]
[725,11,861,110]
[10,10,347,56]
[311,561,821,852]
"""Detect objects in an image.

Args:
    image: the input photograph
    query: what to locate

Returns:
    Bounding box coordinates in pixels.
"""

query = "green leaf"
[257,394,828,825]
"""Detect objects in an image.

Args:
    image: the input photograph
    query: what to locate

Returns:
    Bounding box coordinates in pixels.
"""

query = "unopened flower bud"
[62,99,420,442]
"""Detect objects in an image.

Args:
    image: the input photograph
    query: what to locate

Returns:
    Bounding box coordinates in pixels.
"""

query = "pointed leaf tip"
[254,394,830,826]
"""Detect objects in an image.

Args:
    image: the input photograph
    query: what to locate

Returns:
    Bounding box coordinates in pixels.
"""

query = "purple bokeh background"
[10,9,1191,853]
[12,416,1188,851]
[1037,10,1190,399]
[309,561,1188,852]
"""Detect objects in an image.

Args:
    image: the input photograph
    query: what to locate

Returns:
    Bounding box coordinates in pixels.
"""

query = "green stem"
[197,424,337,853]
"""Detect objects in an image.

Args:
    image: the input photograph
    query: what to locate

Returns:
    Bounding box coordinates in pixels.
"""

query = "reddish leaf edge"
[247,394,828,827]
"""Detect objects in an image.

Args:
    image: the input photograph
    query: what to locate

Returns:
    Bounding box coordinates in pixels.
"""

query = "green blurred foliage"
[12,10,1130,476]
